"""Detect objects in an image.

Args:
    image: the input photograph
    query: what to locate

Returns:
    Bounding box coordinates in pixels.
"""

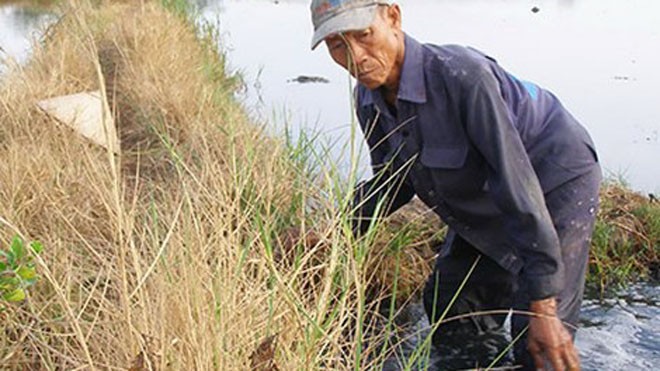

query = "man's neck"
[383,88,398,106]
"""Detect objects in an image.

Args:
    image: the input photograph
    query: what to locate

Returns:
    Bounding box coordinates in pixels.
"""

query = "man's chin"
[358,78,383,91]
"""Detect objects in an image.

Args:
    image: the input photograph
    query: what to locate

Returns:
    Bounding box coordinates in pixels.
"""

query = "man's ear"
[386,4,402,30]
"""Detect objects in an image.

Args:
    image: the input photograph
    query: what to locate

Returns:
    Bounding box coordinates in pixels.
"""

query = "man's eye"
[358,29,372,39]
[330,42,346,51]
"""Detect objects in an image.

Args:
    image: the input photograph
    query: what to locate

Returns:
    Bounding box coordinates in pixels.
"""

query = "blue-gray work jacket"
[352,34,599,300]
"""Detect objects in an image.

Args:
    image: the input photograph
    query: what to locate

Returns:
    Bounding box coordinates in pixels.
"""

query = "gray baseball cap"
[310,0,393,50]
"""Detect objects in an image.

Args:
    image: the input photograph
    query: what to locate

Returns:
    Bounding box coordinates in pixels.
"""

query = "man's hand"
[527,297,580,371]
[275,227,322,265]
[281,227,321,250]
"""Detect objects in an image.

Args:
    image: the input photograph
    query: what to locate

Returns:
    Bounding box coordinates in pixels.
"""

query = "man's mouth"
[358,69,374,79]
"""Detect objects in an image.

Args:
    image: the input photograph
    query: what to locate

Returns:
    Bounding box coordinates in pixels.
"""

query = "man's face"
[324,6,403,91]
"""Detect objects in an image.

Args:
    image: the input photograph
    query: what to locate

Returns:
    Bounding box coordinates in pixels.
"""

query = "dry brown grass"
[0,1,437,369]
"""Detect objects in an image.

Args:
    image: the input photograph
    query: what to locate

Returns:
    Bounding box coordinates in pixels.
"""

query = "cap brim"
[311,4,380,50]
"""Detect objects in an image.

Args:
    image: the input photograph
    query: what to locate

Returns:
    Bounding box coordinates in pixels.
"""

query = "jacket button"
[428,190,436,198]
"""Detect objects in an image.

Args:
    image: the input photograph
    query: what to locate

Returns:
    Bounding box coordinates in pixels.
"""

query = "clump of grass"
[589,182,660,295]
[365,199,442,301]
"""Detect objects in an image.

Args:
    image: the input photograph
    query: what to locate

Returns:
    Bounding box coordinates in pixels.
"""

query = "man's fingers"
[531,353,545,371]
[547,348,565,371]
[527,341,545,370]
[545,344,581,371]
[527,314,580,370]
[563,344,581,371]
[528,343,580,370]
[558,329,580,370]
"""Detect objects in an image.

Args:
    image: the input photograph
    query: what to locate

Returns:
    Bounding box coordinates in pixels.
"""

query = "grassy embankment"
[0,0,657,369]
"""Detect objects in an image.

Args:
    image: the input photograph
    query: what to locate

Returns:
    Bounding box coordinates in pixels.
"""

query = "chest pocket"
[420,146,468,169]
[420,145,486,196]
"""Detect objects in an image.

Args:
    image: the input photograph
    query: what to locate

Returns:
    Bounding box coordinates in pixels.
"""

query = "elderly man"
[310,1,601,370]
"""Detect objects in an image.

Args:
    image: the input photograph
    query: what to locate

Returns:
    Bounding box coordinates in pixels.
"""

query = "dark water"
[375,283,660,370]
[1,1,659,369]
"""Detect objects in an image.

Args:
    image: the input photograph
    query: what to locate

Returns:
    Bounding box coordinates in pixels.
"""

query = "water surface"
[0,5,54,75]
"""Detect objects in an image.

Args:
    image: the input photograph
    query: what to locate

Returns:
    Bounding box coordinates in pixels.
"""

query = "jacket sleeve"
[351,106,415,237]
[462,69,563,301]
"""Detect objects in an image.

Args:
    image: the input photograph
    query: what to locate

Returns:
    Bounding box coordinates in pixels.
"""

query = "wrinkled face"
[325,5,403,90]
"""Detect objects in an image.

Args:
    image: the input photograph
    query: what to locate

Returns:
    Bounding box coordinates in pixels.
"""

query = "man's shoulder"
[421,43,496,84]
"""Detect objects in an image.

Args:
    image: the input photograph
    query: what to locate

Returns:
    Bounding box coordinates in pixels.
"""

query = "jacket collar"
[359,33,427,108]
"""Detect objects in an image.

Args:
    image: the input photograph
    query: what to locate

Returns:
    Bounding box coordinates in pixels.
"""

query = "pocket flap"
[420,146,468,169]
